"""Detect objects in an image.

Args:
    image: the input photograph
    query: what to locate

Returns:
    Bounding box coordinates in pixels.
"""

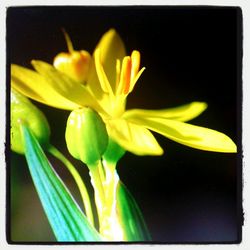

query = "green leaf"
[116,182,151,241]
[21,124,101,241]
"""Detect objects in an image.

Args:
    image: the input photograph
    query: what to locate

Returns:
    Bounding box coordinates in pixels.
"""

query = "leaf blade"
[21,124,101,241]
[116,181,151,241]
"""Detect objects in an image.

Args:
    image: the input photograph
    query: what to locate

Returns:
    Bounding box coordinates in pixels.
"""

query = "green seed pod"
[11,89,50,154]
[65,108,108,166]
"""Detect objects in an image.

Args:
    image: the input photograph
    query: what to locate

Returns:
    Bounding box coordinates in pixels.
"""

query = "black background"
[7,6,242,243]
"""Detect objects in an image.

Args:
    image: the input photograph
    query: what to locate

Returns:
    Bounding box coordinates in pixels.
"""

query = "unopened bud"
[11,90,50,154]
[65,108,108,166]
[53,50,92,83]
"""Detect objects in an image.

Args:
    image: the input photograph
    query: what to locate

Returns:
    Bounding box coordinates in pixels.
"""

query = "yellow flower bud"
[11,90,50,154]
[53,50,92,83]
[65,108,108,166]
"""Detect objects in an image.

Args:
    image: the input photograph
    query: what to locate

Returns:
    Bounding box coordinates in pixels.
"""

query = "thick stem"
[102,160,124,241]
[88,161,106,232]
[47,144,94,226]
[89,160,123,240]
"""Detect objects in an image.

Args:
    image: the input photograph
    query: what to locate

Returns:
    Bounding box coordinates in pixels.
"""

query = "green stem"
[102,160,116,212]
[100,160,124,240]
[88,161,106,223]
[47,144,94,226]
[98,162,106,186]
[89,160,124,240]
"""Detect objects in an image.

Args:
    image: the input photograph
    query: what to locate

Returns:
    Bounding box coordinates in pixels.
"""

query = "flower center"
[116,50,141,95]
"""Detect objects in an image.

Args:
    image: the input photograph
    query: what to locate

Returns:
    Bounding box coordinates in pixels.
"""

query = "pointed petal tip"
[31,59,41,69]
[30,59,36,65]
[100,28,118,42]
[194,101,208,109]
[222,141,237,153]
[136,143,164,156]
[157,147,164,156]
[191,101,208,114]
[31,59,43,66]
[133,147,164,156]
[106,28,117,35]
[206,133,237,153]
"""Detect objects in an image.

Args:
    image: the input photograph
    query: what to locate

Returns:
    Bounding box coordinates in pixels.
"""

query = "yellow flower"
[11,29,237,156]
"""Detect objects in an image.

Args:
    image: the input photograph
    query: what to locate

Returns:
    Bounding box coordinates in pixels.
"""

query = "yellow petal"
[11,64,79,110]
[105,119,163,156]
[127,116,237,153]
[94,49,113,94]
[31,60,106,114]
[123,102,208,122]
[88,29,126,94]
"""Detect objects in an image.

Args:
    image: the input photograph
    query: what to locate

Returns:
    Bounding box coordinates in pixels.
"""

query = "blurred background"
[7,6,241,243]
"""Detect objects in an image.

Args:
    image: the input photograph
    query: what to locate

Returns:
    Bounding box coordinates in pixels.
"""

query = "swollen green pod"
[11,89,50,154]
[65,108,108,166]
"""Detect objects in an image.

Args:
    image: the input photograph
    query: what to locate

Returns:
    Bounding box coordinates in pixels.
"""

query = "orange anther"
[119,56,132,95]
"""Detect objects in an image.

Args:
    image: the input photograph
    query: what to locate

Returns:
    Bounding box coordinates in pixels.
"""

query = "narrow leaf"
[21,124,101,241]
[116,182,151,241]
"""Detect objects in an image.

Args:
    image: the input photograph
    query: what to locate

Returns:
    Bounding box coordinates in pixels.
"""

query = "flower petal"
[11,64,79,110]
[123,102,208,122]
[94,48,114,94]
[127,116,237,153]
[31,60,106,113]
[105,119,163,156]
[95,29,126,90]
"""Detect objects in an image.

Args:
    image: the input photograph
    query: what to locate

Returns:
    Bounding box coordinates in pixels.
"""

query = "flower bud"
[65,108,108,166]
[53,50,92,83]
[11,89,50,154]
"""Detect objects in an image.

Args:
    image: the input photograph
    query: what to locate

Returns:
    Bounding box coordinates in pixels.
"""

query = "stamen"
[118,56,131,95]
[130,50,140,84]
[115,59,121,91]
